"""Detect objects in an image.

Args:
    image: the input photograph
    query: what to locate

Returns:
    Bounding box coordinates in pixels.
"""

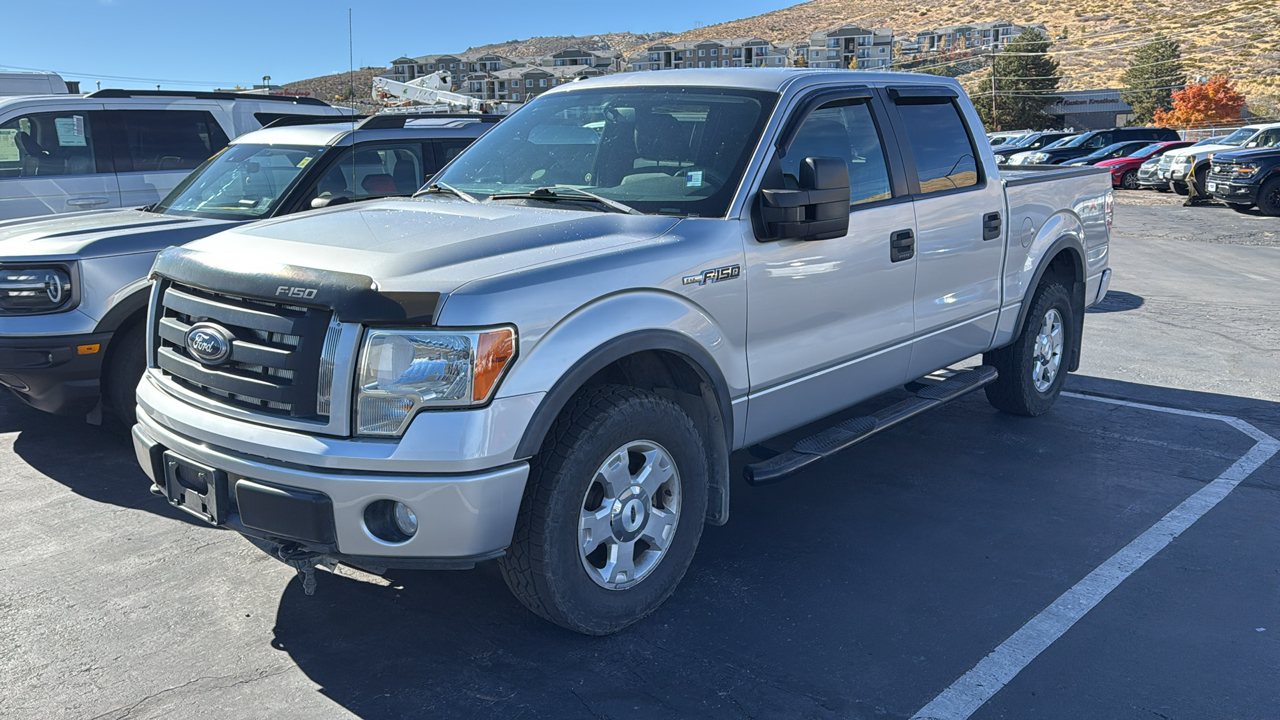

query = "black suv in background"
[1023,127,1180,165]
[1208,147,1280,215]
[992,131,1075,164]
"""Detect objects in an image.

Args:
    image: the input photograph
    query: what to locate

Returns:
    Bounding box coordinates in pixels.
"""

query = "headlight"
[1233,163,1261,178]
[0,263,76,314]
[1182,155,1197,165]
[355,327,516,436]
[1031,153,1049,163]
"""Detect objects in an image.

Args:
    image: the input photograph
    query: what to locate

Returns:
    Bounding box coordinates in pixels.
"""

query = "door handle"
[890,229,914,263]
[67,197,108,208]
[983,212,1001,241]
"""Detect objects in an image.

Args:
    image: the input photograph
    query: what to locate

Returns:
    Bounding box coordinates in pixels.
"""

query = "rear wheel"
[983,282,1073,417]
[499,385,708,635]
[1258,177,1280,217]
[103,322,145,426]
[1120,170,1139,190]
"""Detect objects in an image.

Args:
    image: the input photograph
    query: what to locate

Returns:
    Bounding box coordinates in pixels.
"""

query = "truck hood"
[1209,147,1278,163]
[178,197,683,295]
[0,208,236,260]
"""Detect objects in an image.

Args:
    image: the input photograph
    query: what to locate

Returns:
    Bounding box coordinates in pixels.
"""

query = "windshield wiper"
[420,182,481,204]
[490,186,644,215]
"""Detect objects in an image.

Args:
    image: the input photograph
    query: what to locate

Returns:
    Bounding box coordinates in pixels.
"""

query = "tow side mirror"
[757,157,850,241]
[310,196,351,210]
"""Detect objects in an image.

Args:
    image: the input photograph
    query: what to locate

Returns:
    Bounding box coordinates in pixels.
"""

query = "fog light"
[393,502,418,536]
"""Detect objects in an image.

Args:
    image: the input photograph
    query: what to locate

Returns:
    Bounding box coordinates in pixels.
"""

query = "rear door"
[0,104,119,219]
[884,86,1006,379]
[743,89,917,444]
[104,107,230,208]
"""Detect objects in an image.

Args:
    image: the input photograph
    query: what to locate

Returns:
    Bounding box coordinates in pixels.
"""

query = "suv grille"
[154,281,334,419]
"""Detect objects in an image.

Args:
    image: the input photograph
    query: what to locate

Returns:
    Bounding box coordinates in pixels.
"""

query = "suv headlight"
[0,263,76,314]
[1233,163,1261,178]
[355,327,516,436]
[1031,152,1049,163]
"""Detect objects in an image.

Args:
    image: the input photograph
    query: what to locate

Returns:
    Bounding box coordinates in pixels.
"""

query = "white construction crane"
[372,71,508,114]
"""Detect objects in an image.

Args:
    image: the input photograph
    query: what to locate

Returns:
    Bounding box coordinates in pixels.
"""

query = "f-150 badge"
[683,265,741,286]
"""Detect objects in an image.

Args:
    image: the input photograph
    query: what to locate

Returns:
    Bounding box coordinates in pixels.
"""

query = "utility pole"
[990,51,998,131]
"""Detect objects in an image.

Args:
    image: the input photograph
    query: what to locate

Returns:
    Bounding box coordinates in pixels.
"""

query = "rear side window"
[0,111,101,178]
[111,110,230,173]
[894,100,979,194]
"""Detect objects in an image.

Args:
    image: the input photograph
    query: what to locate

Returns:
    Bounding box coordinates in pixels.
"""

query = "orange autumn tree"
[1153,75,1245,129]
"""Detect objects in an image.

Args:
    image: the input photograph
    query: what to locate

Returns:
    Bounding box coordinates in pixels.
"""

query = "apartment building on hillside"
[385,48,620,87]
[913,21,1046,54]
[805,26,894,69]
[626,38,789,71]
[463,64,606,103]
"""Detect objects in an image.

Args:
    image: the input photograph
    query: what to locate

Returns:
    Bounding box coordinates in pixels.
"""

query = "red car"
[1096,140,1194,189]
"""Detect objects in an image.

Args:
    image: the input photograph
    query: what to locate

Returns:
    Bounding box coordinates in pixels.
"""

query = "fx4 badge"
[683,265,741,286]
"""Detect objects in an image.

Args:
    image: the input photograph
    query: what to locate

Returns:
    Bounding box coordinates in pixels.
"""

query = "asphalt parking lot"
[1,193,1277,720]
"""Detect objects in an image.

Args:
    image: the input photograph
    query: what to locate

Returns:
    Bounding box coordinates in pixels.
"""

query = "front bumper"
[1207,178,1259,205]
[134,412,529,564]
[0,332,113,415]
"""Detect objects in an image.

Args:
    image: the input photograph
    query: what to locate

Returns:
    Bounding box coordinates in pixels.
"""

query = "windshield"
[431,87,778,217]
[152,143,325,219]
[1042,136,1076,150]
[1133,143,1165,157]
[1212,128,1257,147]
[1060,133,1095,148]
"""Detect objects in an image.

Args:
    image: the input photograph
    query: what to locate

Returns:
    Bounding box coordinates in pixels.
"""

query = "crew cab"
[1159,123,1280,195]
[0,89,350,221]
[0,114,490,421]
[1207,145,1280,215]
[131,70,1112,635]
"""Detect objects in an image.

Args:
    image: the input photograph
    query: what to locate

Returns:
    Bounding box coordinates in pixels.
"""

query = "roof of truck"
[553,68,963,94]
[231,116,494,147]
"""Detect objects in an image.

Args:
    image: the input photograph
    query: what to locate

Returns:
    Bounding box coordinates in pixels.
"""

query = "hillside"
[669,0,1280,103]
[280,67,388,109]
[466,32,673,58]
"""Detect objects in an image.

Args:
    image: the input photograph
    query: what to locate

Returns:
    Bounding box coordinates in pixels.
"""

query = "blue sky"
[3,0,803,90]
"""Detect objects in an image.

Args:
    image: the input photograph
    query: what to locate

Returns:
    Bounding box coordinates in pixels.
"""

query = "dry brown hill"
[466,32,674,58]
[669,0,1280,104]
[280,67,388,110]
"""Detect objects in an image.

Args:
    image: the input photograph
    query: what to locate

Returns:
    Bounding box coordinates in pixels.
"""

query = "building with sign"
[1042,89,1136,130]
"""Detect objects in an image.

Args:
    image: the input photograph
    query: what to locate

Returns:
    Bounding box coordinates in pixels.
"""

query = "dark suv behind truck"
[1023,127,1179,165]
[1208,146,1280,215]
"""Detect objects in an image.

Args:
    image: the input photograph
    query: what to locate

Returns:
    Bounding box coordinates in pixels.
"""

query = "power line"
[0,62,246,88]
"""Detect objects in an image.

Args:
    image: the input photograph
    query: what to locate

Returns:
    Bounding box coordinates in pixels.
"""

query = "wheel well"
[1036,245,1085,371]
[1040,247,1080,288]
[578,350,732,526]
[100,309,145,395]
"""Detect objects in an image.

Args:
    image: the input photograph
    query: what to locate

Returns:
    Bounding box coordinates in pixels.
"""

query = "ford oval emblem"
[184,323,233,365]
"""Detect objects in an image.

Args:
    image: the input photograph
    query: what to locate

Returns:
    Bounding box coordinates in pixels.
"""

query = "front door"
[0,105,119,220]
[743,92,917,445]
[883,88,1006,379]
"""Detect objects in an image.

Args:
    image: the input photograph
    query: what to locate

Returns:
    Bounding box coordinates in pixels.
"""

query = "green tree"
[1121,36,1185,124]
[974,28,1061,131]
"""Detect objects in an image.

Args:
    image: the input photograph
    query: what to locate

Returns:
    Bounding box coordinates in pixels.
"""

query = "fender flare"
[513,328,733,461]
[1010,233,1087,371]
[92,284,151,335]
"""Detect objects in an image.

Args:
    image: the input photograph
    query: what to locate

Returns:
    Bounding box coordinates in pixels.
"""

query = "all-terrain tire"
[1258,177,1280,217]
[498,384,708,635]
[103,322,146,426]
[983,282,1074,417]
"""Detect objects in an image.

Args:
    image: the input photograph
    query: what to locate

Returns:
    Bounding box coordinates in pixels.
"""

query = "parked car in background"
[0,71,71,96]
[0,114,492,422]
[994,131,1075,164]
[988,130,1030,147]
[1090,141,1194,189]
[130,69,1113,635]
[1137,137,1220,190]
[1017,127,1179,165]
[1163,123,1280,196]
[1065,140,1157,167]
[0,89,351,221]
[1208,145,1280,215]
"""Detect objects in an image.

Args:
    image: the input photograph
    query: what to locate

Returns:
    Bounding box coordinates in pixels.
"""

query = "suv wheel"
[1120,170,1139,190]
[1259,177,1280,217]
[103,322,145,426]
[499,385,708,635]
[983,282,1073,417]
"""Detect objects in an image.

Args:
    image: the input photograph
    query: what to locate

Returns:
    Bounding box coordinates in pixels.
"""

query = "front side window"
[894,99,980,194]
[152,144,324,219]
[0,111,100,178]
[783,100,893,206]
[111,110,229,173]
[307,143,425,205]
[433,87,778,217]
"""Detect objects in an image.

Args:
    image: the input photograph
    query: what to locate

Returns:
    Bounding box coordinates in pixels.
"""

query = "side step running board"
[743,365,998,485]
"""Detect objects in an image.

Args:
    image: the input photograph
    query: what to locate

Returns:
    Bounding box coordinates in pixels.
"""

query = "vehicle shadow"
[268,376,1279,719]
[1,392,210,527]
[1086,290,1144,314]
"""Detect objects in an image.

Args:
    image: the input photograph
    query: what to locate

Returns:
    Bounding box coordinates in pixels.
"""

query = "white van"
[0,72,69,97]
[0,89,349,220]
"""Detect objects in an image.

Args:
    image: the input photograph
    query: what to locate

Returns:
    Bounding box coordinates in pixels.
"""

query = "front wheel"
[1120,170,1139,190]
[103,322,146,426]
[1258,178,1280,217]
[983,282,1074,417]
[499,385,708,635]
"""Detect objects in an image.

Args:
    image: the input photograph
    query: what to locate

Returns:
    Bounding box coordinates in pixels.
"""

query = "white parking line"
[911,393,1280,720]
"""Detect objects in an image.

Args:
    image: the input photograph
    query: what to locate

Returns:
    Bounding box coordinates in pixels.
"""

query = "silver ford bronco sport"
[132,70,1113,635]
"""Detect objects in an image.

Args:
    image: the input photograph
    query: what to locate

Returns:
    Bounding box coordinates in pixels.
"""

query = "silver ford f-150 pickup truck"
[131,70,1113,635]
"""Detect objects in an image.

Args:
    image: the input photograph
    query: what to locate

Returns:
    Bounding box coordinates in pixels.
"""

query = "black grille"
[154,280,333,419]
